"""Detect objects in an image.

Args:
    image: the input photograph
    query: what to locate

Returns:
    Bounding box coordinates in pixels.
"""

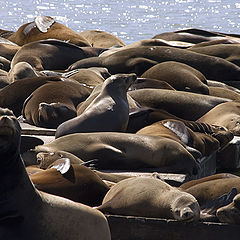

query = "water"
[0,0,240,44]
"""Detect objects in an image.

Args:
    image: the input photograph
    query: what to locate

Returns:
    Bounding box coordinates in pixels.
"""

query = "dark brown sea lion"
[11,39,97,71]
[55,73,137,138]
[217,193,240,224]
[7,16,91,47]
[30,160,110,206]
[128,89,230,121]
[25,132,200,175]
[198,101,240,136]
[152,28,228,44]
[79,29,126,48]
[0,69,10,88]
[189,44,240,67]
[97,177,200,221]
[0,107,111,240]
[22,80,91,128]
[0,75,64,116]
[141,61,209,94]
[0,56,10,71]
[68,46,240,81]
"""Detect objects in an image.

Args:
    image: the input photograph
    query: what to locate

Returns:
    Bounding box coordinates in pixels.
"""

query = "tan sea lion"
[30,160,110,206]
[0,75,64,116]
[7,16,91,47]
[11,39,97,71]
[0,107,111,240]
[0,42,20,61]
[22,80,91,128]
[97,177,200,221]
[209,86,240,101]
[55,73,137,138]
[68,46,240,81]
[217,193,240,224]
[128,88,230,121]
[141,61,209,94]
[79,29,126,48]
[183,177,240,206]
[24,132,200,175]
[198,101,240,136]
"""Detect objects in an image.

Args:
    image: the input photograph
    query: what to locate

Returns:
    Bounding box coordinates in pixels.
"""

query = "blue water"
[0,0,240,44]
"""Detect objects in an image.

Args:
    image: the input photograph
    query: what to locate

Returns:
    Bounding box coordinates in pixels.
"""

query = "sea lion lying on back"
[0,107,111,240]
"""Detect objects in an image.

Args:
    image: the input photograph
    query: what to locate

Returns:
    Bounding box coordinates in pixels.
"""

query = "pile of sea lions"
[1,15,240,238]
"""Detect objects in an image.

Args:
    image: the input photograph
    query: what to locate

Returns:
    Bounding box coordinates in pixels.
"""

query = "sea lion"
[0,107,111,240]
[37,150,84,169]
[30,160,110,206]
[209,86,240,101]
[79,29,126,48]
[11,39,97,71]
[97,177,200,221]
[7,16,91,47]
[24,132,200,175]
[8,61,42,82]
[183,177,240,206]
[189,44,240,67]
[0,75,64,116]
[0,69,10,88]
[216,193,240,224]
[128,89,230,121]
[55,73,137,138]
[198,101,240,136]
[0,42,20,61]
[22,80,91,128]
[179,173,239,190]
[68,46,240,81]
[0,56,10,71]
[152,28,228,44]
[141,61,209,94]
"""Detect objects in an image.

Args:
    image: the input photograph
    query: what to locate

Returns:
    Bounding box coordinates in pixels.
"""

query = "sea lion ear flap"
[49,158,71,174]
[34,16,55,33]
[128,57,158,76]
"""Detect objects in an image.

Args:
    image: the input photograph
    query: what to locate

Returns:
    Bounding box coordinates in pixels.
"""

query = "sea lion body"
[97,177,200,221]
[55,73,137,138]
[0,107,111,240]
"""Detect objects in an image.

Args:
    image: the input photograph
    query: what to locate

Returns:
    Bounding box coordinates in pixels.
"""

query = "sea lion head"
[171,193,200,222]
[0,108,21,156]
[105,73,137,92]
[216,193,240,224]
[38,102,77,128]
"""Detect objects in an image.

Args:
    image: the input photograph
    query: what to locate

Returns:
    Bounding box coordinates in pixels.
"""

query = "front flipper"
[34,16,55,33]
[49,158,71,174]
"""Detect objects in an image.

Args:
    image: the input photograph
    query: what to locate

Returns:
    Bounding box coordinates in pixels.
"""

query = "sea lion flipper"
[49,158,71,174]
[34,16,55,33]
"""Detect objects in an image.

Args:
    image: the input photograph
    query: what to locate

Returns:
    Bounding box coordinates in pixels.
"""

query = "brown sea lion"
[183,177,240,206]
[79,29,126,48]
[30,160,110,206]
[68,46,240,81]
[0,69,10,88]
[97,177,200,221]
[7,16,91,47]
[0,107,111,240]
[11,39,97,71]
[22,80,91,128]
[0,75,64,116]
[217,193,240,224]
[128,89,230,121]
[141,61,209,94]
[55,73,137,138]
[0,56,10,71]
[152,28,228,44]
[0,43,20,61]
[179,173,239,190]
[189,44,240,67]
[209,86,240,101]
[37,150,84,169]
[198,101,240,136]
[24,132,200,175]
[8,61,42,82]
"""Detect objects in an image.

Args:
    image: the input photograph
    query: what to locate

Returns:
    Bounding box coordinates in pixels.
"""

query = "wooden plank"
[106,215,240,240]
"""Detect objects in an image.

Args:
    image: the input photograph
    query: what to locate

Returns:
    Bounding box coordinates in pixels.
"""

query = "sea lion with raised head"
[55,73,137,138]
[0,107,111,240]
